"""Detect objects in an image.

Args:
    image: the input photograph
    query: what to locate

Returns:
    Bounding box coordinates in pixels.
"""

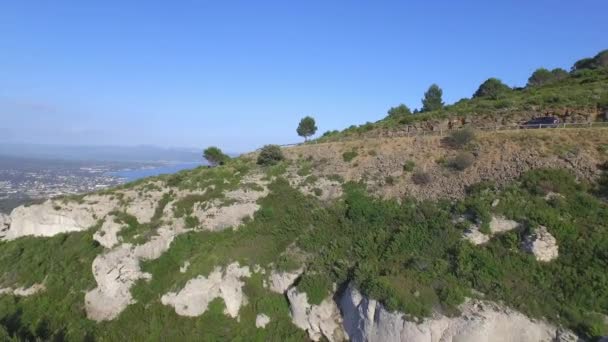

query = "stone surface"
[463,216,520,245]
[287,287,346,342]
[85,225,186,321]
[93,215,124,249]
[268,268,303,294]
[161,262,251,318]
[522,225,559,262]
[255,314,271,328]
[0,283,46,297]
[339,284,575,342]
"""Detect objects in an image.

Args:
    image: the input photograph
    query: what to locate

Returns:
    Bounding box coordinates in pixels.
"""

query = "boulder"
[256,314,271,328]
[522,226,559,262]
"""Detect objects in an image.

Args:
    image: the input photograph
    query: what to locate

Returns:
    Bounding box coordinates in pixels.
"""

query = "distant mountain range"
[0,143,207,163]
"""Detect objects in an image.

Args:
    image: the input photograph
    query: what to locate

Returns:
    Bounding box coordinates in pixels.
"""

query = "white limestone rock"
[287,287,346,342]
[93,215,124,249]
[85,225,186,321]
[268,268,303,294]
[192,185,269,231]
[256,313,271,328]
[522,226,559,262]
[0,283,46,297]
[339,284,575,342]
[179,261,191,273]
[161,262,251,318]
[463,216,520,245]
[4,195,118,241]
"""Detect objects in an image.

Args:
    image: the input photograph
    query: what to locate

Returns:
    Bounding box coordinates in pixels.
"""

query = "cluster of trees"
[572,49,608,71]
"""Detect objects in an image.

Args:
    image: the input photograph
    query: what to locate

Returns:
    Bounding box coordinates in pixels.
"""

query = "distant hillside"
[319,49,608,142]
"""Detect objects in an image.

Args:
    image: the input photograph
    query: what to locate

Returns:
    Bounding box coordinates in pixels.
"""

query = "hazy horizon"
[1,1,606,151]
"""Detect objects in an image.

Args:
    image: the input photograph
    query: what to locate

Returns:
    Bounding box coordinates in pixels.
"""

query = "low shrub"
[449,152,475,171]
[342,150,358,162]
[257,145,285,166]
[447,127,476,148]
[412,170,432,185]
[403,160,416,172]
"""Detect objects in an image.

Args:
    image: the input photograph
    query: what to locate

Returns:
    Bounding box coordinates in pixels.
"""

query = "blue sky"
[0,1,606,152]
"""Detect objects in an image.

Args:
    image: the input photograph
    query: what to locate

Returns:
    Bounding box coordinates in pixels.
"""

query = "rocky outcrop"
[339,284,577,342]
[256,313,271,328]
[0,283,45,297]
[287,287,346,342]
[522,226,559,262]
[85,225,186,321]
[161,262,251,318]
[268,268,303,294]
[93,215,124,249]
[192,179,269,231]
[3,195,118,241]
[463,216,520,245]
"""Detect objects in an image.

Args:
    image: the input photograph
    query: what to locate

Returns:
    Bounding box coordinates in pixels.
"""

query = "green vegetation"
[315,50,608,143]
[449,152,475,171]
[342,150,358,162]
[527,68,569,87]
[1,168,607,339]
[421,84,444,112]
[402,160,416,172]
[296,116,318,142]
[473,78,511,99]
[257,145,285,166]
[387,104,412,118]
[203,146,230,166]
[447,127,475,148]
[296,273,331,305]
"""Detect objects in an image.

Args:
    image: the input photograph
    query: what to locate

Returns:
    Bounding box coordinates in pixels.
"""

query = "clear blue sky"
[1,1,606,152]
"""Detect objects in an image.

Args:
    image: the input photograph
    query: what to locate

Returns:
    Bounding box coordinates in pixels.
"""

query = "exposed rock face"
[268,268,303,294]
[5,200,100,240]
[161,262,251,318]
[287,287,346,342]
[522,226,559,262]
[3,195,118,241]
[192,179,269,231]
[339,284,575,342]
[93,215,124,249]
[85,226,185,321]
[255,314,271,328]
[0,283,45,297]
[123,187,166,223]
[463,216,520,245]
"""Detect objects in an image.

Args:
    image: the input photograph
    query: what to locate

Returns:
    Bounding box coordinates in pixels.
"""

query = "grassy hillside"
[319,50,608,142]
[0,153,607,340]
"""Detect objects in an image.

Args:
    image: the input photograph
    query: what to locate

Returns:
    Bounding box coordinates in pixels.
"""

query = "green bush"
[342,150,358,162]
[403,160,416,172]
[297,273,331,305]
[257,145,285,166]
[449,152,475,171]
[203,146,230,166]
[447,128,475,148]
